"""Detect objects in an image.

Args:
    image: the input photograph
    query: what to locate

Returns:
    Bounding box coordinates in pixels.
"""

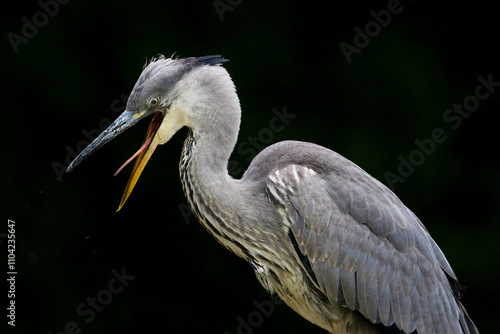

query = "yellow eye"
[149,97,160,108]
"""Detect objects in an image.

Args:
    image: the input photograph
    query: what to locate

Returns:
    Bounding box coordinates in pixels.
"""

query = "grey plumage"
[66,55,479,334]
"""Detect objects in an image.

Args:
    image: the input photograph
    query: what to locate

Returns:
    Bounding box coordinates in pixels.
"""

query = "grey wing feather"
[266,162,477,334]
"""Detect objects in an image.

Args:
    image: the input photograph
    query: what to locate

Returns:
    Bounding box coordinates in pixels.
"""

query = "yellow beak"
[115,112,164,211]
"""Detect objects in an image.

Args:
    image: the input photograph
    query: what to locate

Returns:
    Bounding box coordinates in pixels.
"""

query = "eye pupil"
[150,97,159,107]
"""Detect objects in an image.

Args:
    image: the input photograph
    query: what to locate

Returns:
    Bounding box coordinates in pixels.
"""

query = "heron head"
[66,55,228,211]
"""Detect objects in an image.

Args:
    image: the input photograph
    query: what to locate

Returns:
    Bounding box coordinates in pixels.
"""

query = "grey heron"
[66,55,479,334]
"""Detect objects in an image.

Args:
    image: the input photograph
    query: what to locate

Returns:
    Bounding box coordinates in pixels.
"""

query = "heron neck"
[180,128,252,257]
[181,67,241,178]
[181,117,239,192]
[178,89,256,259]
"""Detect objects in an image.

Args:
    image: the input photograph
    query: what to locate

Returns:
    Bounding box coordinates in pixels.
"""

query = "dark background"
[3,1,498,333]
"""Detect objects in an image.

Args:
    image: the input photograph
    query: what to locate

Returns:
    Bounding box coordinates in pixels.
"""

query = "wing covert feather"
[266,164,472,334]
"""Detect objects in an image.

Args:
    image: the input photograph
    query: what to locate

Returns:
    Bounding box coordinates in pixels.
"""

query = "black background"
[3,1,499,333]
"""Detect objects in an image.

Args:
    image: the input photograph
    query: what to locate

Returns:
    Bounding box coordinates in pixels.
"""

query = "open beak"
[66,109,165,211]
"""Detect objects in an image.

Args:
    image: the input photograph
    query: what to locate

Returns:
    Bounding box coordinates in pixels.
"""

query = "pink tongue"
[114,135,154,176]
[114,113,163,176]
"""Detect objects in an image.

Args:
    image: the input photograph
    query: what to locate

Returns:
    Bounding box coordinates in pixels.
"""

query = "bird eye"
[149,97,160,108]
